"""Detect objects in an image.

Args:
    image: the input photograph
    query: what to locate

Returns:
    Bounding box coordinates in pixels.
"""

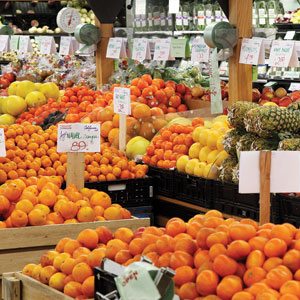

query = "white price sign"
[239,38,265,65]
[169,0,180,14]
[10,35,19,51]
[153,39,173,61]
[135,0,146,15]
[59,36,74,55]
[57,123,101,153]
[0,35,9,52]
[19,36,32,53]
[0,129,6,157]
[106,38,127,59]
[191,37,210,63]
[113,87,131,115]
[40,36,56,54]
[289,82,300,92]
[132,38,151,62]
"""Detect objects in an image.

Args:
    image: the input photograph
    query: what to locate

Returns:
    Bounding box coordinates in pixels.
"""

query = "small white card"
[239,151,300,193]
[153,38,174,61]
[239,38,265,65]
[169,0,180,14]
[135,0,146,15]
[284,31,296,40]
[132,38,151,62]
[59,36,74,55]
[289,82,300,92]
[191,37,210,63]
[19,36,32,53]
[113,87,131,115]
[0,35,9,52]
[106,37,127,59]
[57,123,101,153]
[40,36,56,54]
[10,35,19,51]
[0,128,6,157]
[269,40,299,68]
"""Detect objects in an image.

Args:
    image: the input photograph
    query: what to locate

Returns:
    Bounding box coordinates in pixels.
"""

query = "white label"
[57,123,101,153]
[135,15,141,28]
[153,38,173,61]
[284,31,296,40]
[191,37,210,63]
[19,36,32,53]
[59,36,73,55]
[269,40,298,68]
[0,129,6,157]
[113,87,131,115]
[40,36,56,55]
[153,12,160,26]
[182,12,189,26]
[148,13,153,27]
[10,35,19,51]
[160,13,166,26]
[132,38,151,62]
[135,0,146,15]
[169,0,180,14]
[239,151,300,193]
[258,9,266,25]
[289,82,300,91]
[0,35,9,52]
[141,15,147,27]
[167,15,173,26]
[268,8,275,24]
[240,38,265,65]
[176,13,182,26]
[198,11,205,25]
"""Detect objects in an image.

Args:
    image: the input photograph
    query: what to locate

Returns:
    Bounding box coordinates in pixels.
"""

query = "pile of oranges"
[23,210,300,299]
[0,176,132,228]
[143,119,204,169]
[0,123,148,183]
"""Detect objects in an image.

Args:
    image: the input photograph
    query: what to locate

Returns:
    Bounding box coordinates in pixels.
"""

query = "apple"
[221,88,228,99]
[184,93,192,102]
[279,96,292,107]
[262,87,274,94]
[290,91,300,102]
[261,91,274,101]
[0,78,10,89]
[252,88,261,102]
[275,87,287,98]
[271,97,280,105]
[176,83,186,95]
[191,86,205,98]
[3,73,15,83]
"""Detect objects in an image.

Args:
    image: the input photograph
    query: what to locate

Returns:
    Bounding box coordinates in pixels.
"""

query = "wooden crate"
[0,218,149,276]
[2,272,82,300]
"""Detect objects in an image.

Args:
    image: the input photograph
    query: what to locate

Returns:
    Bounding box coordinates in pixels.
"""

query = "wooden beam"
[229,0,253,103]
[95,19,114,89]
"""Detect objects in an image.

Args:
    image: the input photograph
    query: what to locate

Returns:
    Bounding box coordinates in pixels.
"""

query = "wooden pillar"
[228,0,253,103]
[95,19,114,89]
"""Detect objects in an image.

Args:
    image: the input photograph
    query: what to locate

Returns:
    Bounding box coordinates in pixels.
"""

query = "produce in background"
[22,210,300,299]
[0,176,132,228]
[0,123,147,183]
[0,72,15,90]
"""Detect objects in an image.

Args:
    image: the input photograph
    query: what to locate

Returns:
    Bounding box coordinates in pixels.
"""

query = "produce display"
[22,210,300,299]
[0,176,132,228]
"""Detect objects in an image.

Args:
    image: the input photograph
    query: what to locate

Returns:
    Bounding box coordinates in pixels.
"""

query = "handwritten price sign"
[191,37,210,63]
[57,123,100,153]
[269,40,298,68]
[132,38,150,62]
[239,38,264,65]
[153,39,172,61]
[0,128,6,157]
[106,38,127,59]
[113,87,131,115]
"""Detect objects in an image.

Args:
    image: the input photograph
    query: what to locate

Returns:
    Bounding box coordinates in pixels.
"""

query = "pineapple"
[219,156,238,183]
[236,133,258,155]
[250,138,279,151]
[278,138,300,151]
[223,129,245,156]
[287,101,300,112]
[244,106,300,138]
[232,164,239,185]
[227,101,259,129]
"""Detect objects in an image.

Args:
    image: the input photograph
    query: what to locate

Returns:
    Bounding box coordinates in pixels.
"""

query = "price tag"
[153,38,174,61]
[59,36,74,55]
[283,71,300,79]
[191,37,210,63]
[264,81,277,87]
[169,0,180,14]
[132,38,151,62]
[289,82,300,91]
[171,38,187,58]
[269,40,299,68]
[10,35,19,51]
[135,0,146,15]
[0,35,9,52]
[40,36,56,54]
[113,87,131,115]
[19,36,32,53]
[57,123,101,153]
[239,38,265,65]
[106,38,127,59]
[0,129,6,157]
[284,31,296,40]
[209,48,223,114]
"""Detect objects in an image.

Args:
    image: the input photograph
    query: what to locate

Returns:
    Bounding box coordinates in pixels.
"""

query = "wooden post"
[95,18,114,89]
[259,151,271,225]
[66,153,85,190]
[2,274,21,300]
[119,114,127,152]
[228,0,253,103]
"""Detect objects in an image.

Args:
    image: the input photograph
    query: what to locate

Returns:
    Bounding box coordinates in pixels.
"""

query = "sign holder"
[67,152,85,189]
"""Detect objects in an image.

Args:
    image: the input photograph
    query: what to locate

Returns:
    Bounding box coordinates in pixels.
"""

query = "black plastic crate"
[281,215,300,227]
[127,206,154,225]
[173,172,214,208]
[148,166,176,197]
[277,194,300,219]
[94,267,118,299]
[75,177,154,208]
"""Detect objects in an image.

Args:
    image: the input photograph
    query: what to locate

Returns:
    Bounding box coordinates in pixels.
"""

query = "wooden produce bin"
[0,218,149,292]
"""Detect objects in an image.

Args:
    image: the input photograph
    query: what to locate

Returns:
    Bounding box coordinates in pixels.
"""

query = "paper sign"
[0,129,6,157]
[239,38,265,65]
[19,36,32,53]
[269,40,299,68]
[264,81,277,87]
[132,38,151,62]
[153,38,174,61]
[284,31,296,40]
[10,35,19,51]
[57,123,101,153]
[289,82,300,91]
[106,37,127,59]
[169,0,180,14]
[171,38,187,58]
[135,0,146,15]
[113,87,131,115]
[209,48,223,114]
[191,37,210,63]
[115,265,160,300]
[40,36,56,54]
[283,71,300,79]
[239,151,300,193]
[0,35,9,52]
[59,36,74,55]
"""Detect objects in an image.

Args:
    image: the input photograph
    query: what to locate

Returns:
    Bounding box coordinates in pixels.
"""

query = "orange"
[209,243,227,260]
[243,267,267,287]
[72,262,93,283]
[15,199,34,214]
[166,219,186,237]
[114,227,134,244]
[90,191,112,208]
[271,224,293,246]
[266,266,293,290]
[206,231,229,248]
[173,265,196,286]
[81,276,94,298]
[105,239,128,260]
[77,207,95,222]
[196,228,216,249]
[249,236,268,251]
[103,206,122,220]
[264,238,287,258]
[37,189,57,207]
[229,224,257,241]
[280,280,300,297]
[213,254,238,277]
[279,294,299,300]
[283,249,300,272]
[64,281,82,298]
[246,250,265,269]
[115,249,132,265]
[196,270,219,296]
[232,291,254,300]
[22,263,38,277]
[169,250,193,269]
[73,247,91,259]
[34,204,50,215]
[129,238,145,256]
[174,238,197,255]
[157,252,172,268]
[60,257,76,275]
[64,239,82,255]
[194,250,210,269]
[87,248,106,268]
[95,226,113,244]
[49,272,67,291]
[77,229,99,249]
[10,209,28,227]
[227,240,251,260]
[216,275,243,300]
[46,212,64,224]
[263,257,283,272]
[0,195,10,214]
[178,282,199,300]
[40,266,57,285]
[58,201,78,220]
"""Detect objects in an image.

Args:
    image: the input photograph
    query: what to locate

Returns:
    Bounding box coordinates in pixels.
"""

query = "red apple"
[184,93,192,102]
[261,91,274,101]
[176,83,186,95]
[252,88,261,102]
[271,97,280,105]
[290,91,300,102]
[279,96,292,107]
[262,87,274,94]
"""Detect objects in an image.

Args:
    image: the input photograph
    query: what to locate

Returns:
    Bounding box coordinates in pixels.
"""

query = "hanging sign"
[132,38,151,62]
[106,37,127,59]
[191,37,210,63]
[153,38,174,61]
[171,38,187,58]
